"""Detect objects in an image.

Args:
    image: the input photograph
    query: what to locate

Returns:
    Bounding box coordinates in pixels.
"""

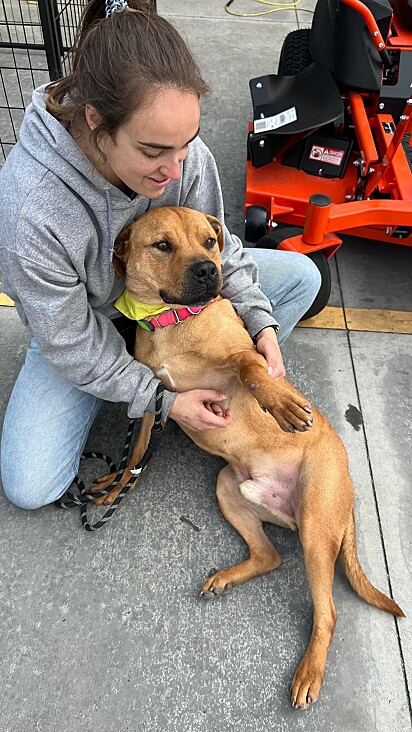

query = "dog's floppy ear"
[205,215,224,252]
[113,225,132,277]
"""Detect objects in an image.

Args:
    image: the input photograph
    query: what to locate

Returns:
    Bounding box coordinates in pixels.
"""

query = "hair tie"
[105,0,128,17]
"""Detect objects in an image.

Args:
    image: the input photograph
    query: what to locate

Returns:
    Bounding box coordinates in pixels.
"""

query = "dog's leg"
[201,465,282,598]
[290,517,341,709]
[230,352,313,432]
[91,411,155,506]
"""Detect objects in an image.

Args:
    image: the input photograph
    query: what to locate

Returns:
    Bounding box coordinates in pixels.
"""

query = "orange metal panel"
[367,112,412,199]
[347,91,379,164]
[275,233,342,258]
[328,199,412,230]
[344,226,412,246]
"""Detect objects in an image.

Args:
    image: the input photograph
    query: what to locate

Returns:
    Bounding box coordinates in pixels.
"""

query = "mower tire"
[278,29,312,76]
[301,249,331,320]
[255,226,331,320]
[245,205,268,243]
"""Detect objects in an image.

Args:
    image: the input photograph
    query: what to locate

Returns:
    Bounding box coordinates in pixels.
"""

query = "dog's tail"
[339,511,404,617]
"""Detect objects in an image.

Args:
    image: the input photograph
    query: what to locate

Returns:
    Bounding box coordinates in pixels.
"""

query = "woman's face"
[91,88,201,198]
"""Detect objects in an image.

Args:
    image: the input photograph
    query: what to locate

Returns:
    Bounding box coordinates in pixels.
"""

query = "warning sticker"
[309,145,345,166]
[253,106,297,134]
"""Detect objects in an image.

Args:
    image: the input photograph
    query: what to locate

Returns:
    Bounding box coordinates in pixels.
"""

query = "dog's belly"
[236,462,301,532]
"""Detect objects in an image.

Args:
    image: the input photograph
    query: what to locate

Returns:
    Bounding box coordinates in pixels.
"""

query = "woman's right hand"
[169,390,232,432]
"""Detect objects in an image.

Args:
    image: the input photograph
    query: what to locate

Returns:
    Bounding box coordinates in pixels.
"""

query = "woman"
[0,0,320,510]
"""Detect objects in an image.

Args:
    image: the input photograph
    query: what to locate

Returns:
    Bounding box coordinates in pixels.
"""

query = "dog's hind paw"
[290,661,323,709]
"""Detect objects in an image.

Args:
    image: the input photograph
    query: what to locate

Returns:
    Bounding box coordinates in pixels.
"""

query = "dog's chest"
[152,357,232,394]
[155,363,178,391]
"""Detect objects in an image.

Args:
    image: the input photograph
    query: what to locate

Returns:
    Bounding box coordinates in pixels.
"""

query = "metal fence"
[0,0,88,161]
[0,0,157,163]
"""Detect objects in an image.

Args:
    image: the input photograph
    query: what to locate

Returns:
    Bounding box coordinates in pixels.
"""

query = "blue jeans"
[1,249,320,509]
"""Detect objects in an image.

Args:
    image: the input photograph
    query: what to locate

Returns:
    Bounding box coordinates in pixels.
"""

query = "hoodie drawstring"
[105,188,115,267]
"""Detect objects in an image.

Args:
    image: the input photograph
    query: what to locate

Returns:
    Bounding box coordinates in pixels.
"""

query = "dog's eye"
[205,237,216,250]
[152,241,172,253]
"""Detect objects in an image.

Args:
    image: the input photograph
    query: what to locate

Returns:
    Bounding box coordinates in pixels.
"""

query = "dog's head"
[114,206,224,307]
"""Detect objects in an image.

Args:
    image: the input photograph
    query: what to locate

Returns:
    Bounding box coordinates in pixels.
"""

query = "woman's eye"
[142,150,162,159]
[205,237,216,249]
[153,241,172,253]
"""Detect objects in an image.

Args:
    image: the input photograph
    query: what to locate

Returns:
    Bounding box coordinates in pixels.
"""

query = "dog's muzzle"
[190,260,220,287]
[160,259,222,306]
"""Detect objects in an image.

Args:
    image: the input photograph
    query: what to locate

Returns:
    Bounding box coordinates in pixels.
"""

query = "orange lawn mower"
[244,0,412,319]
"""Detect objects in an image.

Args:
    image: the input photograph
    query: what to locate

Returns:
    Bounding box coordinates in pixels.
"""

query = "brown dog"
[94,206,403,709]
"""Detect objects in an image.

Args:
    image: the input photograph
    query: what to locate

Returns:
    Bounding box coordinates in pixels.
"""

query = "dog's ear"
[113,225,132,277]
[205,215,224,252]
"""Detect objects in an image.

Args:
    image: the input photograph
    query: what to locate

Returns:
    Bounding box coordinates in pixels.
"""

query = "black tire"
[255,226,300,249]
[278,29,312,76]
[244,205,268,243]
[301,250,331,320]
[255,226,331,320]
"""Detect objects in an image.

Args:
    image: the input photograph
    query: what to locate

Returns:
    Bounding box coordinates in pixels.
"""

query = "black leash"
[54,384,165,531]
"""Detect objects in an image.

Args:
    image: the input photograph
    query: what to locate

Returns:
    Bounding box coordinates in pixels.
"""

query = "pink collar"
[137,304,208,331]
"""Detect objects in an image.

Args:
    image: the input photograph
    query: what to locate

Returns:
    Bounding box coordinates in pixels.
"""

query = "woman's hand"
[169,390,233,432]
[255,327,285,380]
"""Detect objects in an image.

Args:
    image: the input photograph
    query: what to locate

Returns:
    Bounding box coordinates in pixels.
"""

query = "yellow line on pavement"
[0,293,14,307]
[298,306,412,334]
[298,306,346,330]
[1,294,410,334]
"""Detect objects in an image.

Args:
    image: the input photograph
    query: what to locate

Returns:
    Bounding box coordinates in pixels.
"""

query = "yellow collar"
[114,290,169,322]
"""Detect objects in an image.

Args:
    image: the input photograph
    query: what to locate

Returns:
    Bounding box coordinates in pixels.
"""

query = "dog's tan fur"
[93,206,403,708]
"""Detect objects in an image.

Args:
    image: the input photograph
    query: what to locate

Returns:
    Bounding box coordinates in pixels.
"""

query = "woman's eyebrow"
[135,128,200,150]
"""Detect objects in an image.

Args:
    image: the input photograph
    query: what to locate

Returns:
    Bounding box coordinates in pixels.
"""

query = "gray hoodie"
[0,85,278,420]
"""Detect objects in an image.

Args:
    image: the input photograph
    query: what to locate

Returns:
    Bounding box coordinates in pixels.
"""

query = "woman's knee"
[1,459,74,510]
[290,252,322,302]
[1,342,102,510]
[247,247,322,303]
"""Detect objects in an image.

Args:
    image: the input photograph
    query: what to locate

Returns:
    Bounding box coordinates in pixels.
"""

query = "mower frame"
[244,0,412,261]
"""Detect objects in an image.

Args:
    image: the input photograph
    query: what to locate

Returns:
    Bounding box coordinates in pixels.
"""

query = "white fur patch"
[156,364,177,390]
[240,479,264,504]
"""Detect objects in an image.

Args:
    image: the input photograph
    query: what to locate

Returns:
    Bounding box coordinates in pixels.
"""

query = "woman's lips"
[147,176,171,188]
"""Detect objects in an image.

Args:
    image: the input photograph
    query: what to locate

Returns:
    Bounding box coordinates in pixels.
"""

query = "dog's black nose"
[191,260,218,282]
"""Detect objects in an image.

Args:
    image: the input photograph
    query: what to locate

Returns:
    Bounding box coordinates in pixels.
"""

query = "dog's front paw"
[290,658,323,709]
[90,463,146,505]
[89,472,125,506]
[268,392,313,433]
[200,569,233,599]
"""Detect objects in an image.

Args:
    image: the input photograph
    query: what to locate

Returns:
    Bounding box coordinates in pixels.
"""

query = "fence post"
[37,0,64,80]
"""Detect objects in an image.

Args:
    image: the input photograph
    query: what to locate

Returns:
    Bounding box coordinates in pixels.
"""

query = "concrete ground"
[0,1,411,730]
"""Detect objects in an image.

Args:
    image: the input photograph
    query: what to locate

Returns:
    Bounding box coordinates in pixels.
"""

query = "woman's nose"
[159,149,188,180]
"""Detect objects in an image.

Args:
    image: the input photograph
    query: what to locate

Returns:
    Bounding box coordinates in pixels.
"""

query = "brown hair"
[46,0,209,148]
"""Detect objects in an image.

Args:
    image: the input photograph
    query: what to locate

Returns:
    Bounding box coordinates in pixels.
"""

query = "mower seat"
[390,0,412,28]
[310,0,393,92]
[248,63,344,169]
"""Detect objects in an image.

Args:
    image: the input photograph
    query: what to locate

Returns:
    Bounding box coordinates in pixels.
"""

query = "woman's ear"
[113,226,132,277]
[205,214,224,252]
[85,104,102,132]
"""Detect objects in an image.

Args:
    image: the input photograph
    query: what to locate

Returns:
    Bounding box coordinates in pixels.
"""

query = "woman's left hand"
[255,327,285,380]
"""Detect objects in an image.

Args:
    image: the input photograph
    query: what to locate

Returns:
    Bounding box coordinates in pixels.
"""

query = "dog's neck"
[115,289,218,331]
[136,303,209,331]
